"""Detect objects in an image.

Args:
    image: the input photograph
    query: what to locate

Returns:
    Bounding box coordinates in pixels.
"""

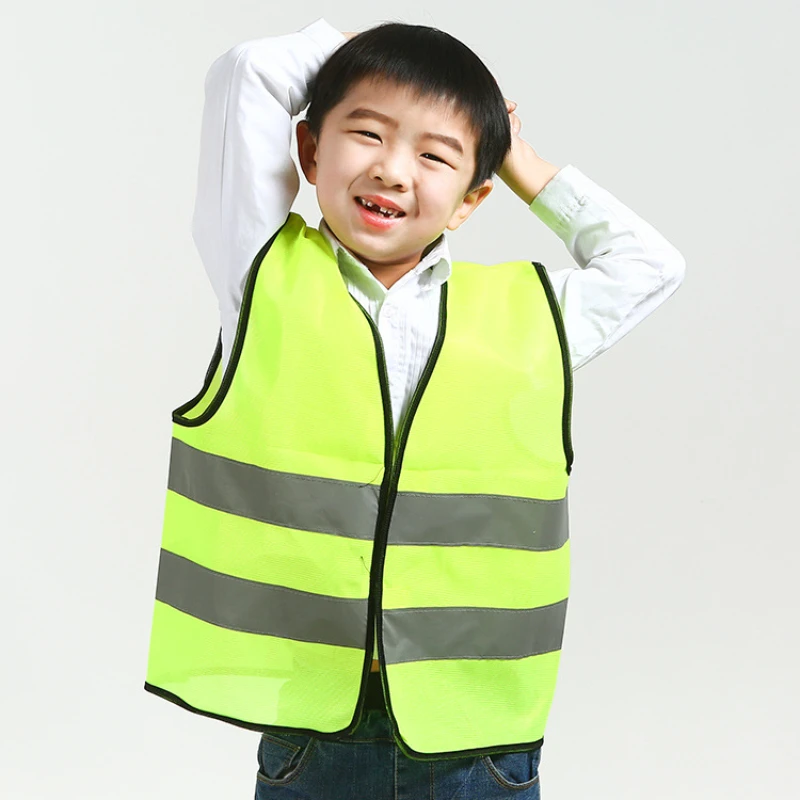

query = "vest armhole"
[171,330,223,422]
[171,214,292,428]
[531,261,575,475]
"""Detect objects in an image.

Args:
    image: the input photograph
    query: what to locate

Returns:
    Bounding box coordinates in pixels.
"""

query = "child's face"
[297,77,493,277]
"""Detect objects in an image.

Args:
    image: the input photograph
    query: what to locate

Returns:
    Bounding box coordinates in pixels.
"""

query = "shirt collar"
[319,218,452,300]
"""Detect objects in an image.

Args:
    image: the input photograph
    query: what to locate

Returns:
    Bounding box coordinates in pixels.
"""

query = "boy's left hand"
[504,100,528,152]
[497,98,560,205]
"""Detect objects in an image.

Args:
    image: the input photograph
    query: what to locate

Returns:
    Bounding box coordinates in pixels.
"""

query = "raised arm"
[498,100,686,371]
[191,19,347,368]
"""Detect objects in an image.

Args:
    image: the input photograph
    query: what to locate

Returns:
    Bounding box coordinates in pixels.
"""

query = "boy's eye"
[353,132,448,166]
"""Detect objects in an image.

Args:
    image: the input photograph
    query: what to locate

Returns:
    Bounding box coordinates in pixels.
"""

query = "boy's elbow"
[203,42,253,92]
[671,250,687,287]
[661,248,687,298]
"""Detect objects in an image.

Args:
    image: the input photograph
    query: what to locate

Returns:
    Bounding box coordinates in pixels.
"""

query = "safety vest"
[144,211,574,760]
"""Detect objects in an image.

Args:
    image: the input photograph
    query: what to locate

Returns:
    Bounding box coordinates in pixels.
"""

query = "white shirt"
[191,18,686,439]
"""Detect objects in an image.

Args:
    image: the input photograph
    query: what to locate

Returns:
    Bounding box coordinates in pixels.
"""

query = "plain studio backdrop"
[1,1,798,798]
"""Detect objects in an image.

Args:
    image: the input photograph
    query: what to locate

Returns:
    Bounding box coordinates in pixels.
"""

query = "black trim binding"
[144,681,370,741]
[532,261,574,476]
[343,285,449,757]
[172,220,287,427]
[143,681,544,758]
[343,292,398,738]
[172,332,222,420]
[363,282,447,759]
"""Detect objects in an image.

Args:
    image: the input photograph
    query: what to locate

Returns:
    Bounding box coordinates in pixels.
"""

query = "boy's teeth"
[358,197,402,217]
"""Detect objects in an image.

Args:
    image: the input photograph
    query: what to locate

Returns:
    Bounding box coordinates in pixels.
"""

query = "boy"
[145,18,685,799]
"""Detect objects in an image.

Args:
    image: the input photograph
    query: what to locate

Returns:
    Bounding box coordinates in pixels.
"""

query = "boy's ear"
[446,179,494,231]
[296,120,318,185]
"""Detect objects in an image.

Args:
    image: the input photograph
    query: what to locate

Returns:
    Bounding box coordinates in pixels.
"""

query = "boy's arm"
[191,19,346,367]
[498,103,687,372]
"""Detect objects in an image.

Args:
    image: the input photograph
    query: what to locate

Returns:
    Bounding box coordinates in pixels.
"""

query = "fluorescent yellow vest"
[144,211,574,760]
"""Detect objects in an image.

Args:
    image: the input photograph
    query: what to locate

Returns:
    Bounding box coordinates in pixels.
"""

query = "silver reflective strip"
[391,491,568,551]
[383,599,568,664]
[169,439,567,551]
[168,438,380,540]
[155,549,368,649]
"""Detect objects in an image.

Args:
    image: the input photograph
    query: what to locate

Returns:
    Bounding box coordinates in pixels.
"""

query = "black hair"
[304,22,512,195]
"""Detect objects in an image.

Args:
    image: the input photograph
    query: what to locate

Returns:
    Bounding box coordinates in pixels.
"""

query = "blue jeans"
[254,705,542,799]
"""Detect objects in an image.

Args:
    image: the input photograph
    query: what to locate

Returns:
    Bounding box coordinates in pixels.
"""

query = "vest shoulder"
[452,258,547,278]
[273,212,335,259]
[452,258,541,268]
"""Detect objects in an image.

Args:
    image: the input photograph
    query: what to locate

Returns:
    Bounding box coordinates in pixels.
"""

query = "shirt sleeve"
[529,164,687,371]
[191,18,347,368]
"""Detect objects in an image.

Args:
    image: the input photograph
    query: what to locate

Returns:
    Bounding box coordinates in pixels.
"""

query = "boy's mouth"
[354,196,406,230]
[355,196,406,220]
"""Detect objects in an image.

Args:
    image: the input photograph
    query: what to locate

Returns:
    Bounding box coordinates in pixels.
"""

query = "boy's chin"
[323,217,440,267]
[340,240,387,265]
[332,230,399,262]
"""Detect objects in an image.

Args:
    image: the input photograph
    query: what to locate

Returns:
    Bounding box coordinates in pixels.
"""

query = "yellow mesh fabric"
[383,541,569,610]
[161,490,373,598]
[147,602,363,731]
[386,653,563,754]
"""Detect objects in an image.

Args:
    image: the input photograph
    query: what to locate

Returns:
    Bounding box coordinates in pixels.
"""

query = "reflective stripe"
[168,438,379,541]
[155,549,368,649]
[169,438,567,551]
[391,492,568,551]
[383,599,568,664]
[156,547,566,663]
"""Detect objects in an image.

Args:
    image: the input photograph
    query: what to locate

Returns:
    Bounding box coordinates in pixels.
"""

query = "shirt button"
[383,305,395,318]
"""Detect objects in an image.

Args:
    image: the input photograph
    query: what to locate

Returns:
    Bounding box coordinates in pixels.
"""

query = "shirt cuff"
[528,163,595,240]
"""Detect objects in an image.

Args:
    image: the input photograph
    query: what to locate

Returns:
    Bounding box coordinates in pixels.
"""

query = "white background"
[1,1,798,797]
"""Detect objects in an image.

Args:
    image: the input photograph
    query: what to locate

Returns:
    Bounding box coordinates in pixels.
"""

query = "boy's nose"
[367,156,411,190]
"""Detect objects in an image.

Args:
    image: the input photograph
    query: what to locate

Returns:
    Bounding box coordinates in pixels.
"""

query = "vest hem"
[143,681,545,760]
[143,680,361,739]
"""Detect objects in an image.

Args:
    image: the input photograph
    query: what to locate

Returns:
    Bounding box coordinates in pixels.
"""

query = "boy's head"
[296,22,512,280]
